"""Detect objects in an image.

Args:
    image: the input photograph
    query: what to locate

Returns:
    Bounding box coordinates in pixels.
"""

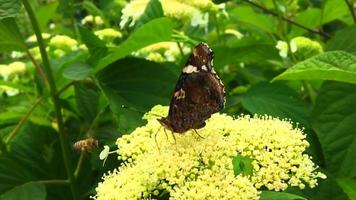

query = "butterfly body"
[158,43,225,133]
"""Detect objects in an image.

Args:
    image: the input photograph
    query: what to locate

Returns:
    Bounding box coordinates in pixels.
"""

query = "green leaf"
[290,8,321,37]
[274,51,356,84]
[213,41,279,68]
[81,1,105,19]
[0,18,26,52]
[63,62,92,80]
[78,26,108,65]
[36,2,59,31]
[232,155,253,176]
[0,0,21,19]
[327,25,356,53]
[337,178,356,200]
[241,82,309,127]
[300,174,349,200]
[78,26,106,49]
[322,0,348,24]
[94,17,173,73]
[135,0,163,28]
[0,182,46,200]
[312,81,356,177]
[230,6,277,33]
[74,82,100,123]
[96,57,177,132]
[0,123,62,194]
[260,191,307,200]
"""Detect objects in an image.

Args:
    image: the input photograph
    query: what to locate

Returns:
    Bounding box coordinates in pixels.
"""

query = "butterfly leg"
[193,129,204,139]
[171,131,177,144]
[163,128,169,140]
[154,126,163,152]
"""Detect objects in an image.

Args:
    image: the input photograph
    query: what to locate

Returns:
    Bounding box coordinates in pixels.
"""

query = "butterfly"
[157,43,225,134]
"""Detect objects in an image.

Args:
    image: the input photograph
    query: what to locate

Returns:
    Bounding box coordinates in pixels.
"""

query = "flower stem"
[302,81,316,104]
[74,151,85,178]
[25,50,49,88]
[176,42,184,58]
[5,96,44,144]
[345,0,356,24]
[21,1,77,199]
[241,0,330,38]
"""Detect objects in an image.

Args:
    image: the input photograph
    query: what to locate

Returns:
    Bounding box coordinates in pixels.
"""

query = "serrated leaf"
[0,0,21,19]
[0,182,46,200]
[274,51,356,84]
[241,82,309,127]
[135,0,163,28]
[96,57,177,132]
[232,155,253,176]
[260,191,307,200]
[337,178,356,200]
[327,25,356,53]
[94,17,173,73]
[63,62,92,80]
[0,18,26,52]
[312,81,356,177]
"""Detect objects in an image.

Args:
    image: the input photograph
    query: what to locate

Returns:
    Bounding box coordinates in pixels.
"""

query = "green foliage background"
[0,0,356,199]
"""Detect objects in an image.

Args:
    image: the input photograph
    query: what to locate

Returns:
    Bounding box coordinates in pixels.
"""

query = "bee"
[73,138,98,152]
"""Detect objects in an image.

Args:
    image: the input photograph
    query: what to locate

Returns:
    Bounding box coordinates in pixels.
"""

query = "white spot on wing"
[174,89,185,99]
[211,67,216,74]
[182,65,199,73]
[201,65,208,71]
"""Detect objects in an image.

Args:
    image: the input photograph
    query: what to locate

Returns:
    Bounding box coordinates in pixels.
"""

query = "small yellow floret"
[49,35,78,51]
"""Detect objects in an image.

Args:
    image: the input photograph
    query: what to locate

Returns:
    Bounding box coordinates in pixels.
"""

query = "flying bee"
[73,138,98,152]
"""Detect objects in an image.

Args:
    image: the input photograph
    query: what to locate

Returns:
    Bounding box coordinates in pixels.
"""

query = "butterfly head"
[187,43,214,71]
[157,117,173,132]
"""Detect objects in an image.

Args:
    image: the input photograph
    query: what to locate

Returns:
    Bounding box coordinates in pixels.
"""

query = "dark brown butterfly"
[157,43,225,134]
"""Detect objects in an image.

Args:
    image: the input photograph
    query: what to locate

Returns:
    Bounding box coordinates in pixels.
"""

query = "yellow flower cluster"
[94,105,325,200]
[0,61,26,81]
[135,42,190,62]
[26,33,51,43]
[0,61,26,96]
[120,0,217,28]
[49,35,79,52]
[81,15,104,26]
[94,28,123,42]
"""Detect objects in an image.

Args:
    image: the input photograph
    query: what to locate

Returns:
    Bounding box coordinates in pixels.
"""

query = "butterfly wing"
[158,43,225,133]
[167,70,225,132]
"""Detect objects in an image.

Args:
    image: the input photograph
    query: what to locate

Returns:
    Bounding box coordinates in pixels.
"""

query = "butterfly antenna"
[121,105,164,118]
[193,129,204,139]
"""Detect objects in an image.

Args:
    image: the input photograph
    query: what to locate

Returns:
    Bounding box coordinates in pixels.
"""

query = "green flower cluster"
[276,36,323,60]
